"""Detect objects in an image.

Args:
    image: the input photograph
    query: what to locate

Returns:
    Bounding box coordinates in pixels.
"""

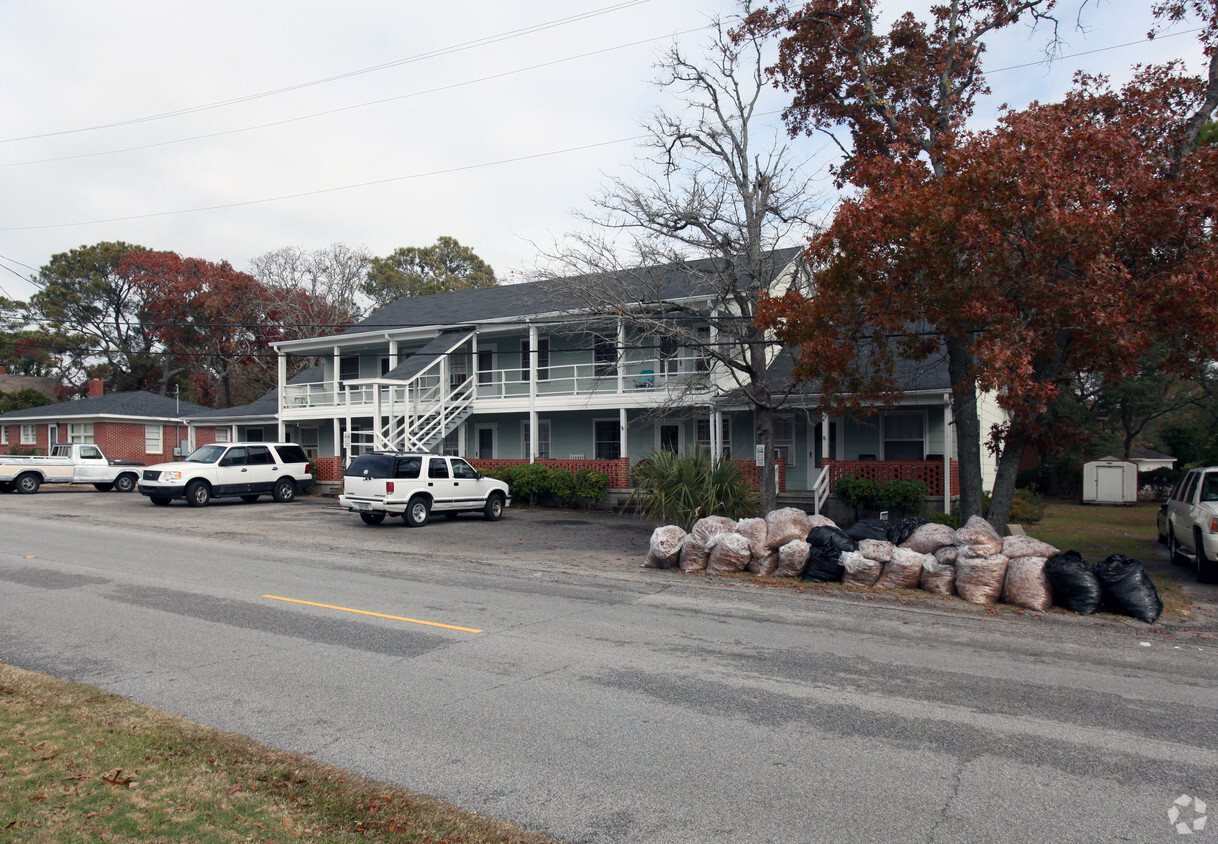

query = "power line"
[0,27,708,169]
[0,137,649,232]
[0,0,653,144]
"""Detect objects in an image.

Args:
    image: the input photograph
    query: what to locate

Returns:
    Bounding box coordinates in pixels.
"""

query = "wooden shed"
[1082,457,1138,504]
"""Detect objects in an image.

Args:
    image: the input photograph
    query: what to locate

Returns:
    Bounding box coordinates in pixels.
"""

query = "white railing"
[811,465,831,516]
[283,355,711,411]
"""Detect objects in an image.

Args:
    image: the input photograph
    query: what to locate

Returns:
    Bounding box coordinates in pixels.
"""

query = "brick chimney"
[88,378,104,397]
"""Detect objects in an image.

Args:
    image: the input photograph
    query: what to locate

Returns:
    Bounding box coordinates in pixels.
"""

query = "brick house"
[0,378,208,463]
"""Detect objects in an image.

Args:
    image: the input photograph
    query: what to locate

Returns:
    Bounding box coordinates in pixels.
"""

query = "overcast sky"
[0,0,1207,303]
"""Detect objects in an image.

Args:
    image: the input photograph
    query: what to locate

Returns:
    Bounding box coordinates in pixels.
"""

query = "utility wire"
[0,0,653,144]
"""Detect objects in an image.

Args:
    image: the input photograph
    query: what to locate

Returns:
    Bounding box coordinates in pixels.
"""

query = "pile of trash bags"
[643,508,1163,624]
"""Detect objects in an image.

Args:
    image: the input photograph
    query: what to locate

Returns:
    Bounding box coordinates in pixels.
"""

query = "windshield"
[185,445,227,464]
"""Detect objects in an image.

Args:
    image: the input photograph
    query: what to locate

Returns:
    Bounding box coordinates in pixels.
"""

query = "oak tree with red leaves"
[747,0,1218,528]
[758,63,1218,530]
[123,251,278,408]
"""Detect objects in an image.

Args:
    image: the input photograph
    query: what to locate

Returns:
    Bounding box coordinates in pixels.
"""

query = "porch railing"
[822,459,959,498]
[282,355,711,411]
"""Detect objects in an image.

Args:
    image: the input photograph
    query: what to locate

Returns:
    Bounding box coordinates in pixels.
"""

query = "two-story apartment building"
[253,251,1003,513]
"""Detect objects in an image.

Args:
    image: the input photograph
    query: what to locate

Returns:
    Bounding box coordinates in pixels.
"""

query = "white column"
[332,418,341,462]
[616,319,625,394]
[528,323,538,462]
[619,407,628,461]
[821,413,830,462]
[332,346,341,404]
[276,352,287,441]
[388,338,399,370]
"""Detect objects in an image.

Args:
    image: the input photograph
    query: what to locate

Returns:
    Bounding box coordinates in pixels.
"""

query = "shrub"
[878,479,929,517]
[1009,487,1045,525]
[572,468,609,508]
[926,510,959,529]
[834,476,880,519]
[549,466,575,506]
[627,447,758,530]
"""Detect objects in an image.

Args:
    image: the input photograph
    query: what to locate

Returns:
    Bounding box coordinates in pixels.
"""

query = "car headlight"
[163,471,182,481]
[1210,517,1218,533]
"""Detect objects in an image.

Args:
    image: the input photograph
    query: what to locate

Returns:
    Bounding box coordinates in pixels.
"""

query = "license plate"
[356,502,371,511]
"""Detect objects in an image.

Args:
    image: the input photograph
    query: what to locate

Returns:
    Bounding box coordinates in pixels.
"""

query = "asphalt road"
[1,490,1216,843]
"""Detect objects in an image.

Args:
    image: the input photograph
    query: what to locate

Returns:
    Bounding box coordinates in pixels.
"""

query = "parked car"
[1162,466,1218,583]
[137,442,312,507]
[338,451,510,526]
[0,443,143,494]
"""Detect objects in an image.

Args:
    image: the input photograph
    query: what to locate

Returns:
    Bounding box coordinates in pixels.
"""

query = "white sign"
[755,445,766,467]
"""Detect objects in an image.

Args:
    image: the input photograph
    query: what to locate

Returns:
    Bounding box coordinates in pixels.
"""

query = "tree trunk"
[946,336,984,521]
[986,433,1026,536]
[755,403,777,512]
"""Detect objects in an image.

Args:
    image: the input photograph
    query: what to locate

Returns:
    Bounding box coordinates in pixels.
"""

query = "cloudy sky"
[0,0,1207,303]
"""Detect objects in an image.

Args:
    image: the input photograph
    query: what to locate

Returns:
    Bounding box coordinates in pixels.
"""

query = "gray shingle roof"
[183,366,323,421]
[344,247,806,334]
[0,390,210,421]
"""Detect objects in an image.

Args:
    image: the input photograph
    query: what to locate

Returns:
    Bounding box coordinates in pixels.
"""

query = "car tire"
[241,495,260,503]
[150,496,172,507]
[1195,528,1218,584]
[483,493,504,521]
[360,512,386,526]
[93,483,114,492]
[114,473,137,493]
[15,473,40,494]
[272,478,296,503]
[404,496,430,527]
[185,480,210,507]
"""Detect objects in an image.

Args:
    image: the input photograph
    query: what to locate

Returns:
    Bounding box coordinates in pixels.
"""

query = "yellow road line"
[262,595,483,633]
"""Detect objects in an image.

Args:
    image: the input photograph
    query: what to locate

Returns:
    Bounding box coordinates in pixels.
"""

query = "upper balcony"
[281,355,712,414]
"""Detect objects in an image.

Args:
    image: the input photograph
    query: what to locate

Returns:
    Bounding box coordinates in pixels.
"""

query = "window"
[594,419,620,460]
[659,335,679,376]
[298,427,319,458]
[696,416,732,457]
[380,356,392,376]
[214,428,231,443]
[145,424,163,454]
[244,428,265,442]
[452,459,480,480]
[223,447,248,466]
[693,325,711,373]
[522,419,551,459]
[442,429,460,457]
[593,335,616,377]
[773,416,796,468]
[450,352,469,388]
[339,355,360,383]
[428,458,450,479]
[67,423,94,444]
[396,456,422,479]
[520,338,551,381]
[20,425,35,445]
[883,412,925,461]
[78,445,103,460]
[247,446,274,465]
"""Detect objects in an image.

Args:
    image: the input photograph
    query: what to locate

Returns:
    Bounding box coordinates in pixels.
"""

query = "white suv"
[1163,466,1218,584]
[138,442,312,507]
[338,452,510,527]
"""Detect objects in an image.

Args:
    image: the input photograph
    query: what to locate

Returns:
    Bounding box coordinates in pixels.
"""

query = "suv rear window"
[343,453,423,479]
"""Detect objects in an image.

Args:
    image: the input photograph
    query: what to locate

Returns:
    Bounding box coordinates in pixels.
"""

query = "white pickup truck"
[0,443,145,494]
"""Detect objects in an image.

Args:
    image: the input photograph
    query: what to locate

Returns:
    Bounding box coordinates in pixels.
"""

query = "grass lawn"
[0,663,554,843]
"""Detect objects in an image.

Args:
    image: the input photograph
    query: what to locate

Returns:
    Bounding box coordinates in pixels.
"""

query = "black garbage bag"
[802,525,858,582]
[846,518,890,543]
[1043,551,1102,615]
[886,516,930,547]
[1094,554,1163,624]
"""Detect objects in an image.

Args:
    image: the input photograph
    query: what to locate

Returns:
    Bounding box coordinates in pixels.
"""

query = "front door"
[475,425,496,460]
[811,421,838,488]
[658,422,681,453]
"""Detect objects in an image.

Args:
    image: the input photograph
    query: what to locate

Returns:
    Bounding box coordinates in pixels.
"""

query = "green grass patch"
[0,663,555,843]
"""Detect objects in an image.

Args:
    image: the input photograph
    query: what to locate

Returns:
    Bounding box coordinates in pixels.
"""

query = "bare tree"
[538,17,823,512]
[246,243,372,389]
